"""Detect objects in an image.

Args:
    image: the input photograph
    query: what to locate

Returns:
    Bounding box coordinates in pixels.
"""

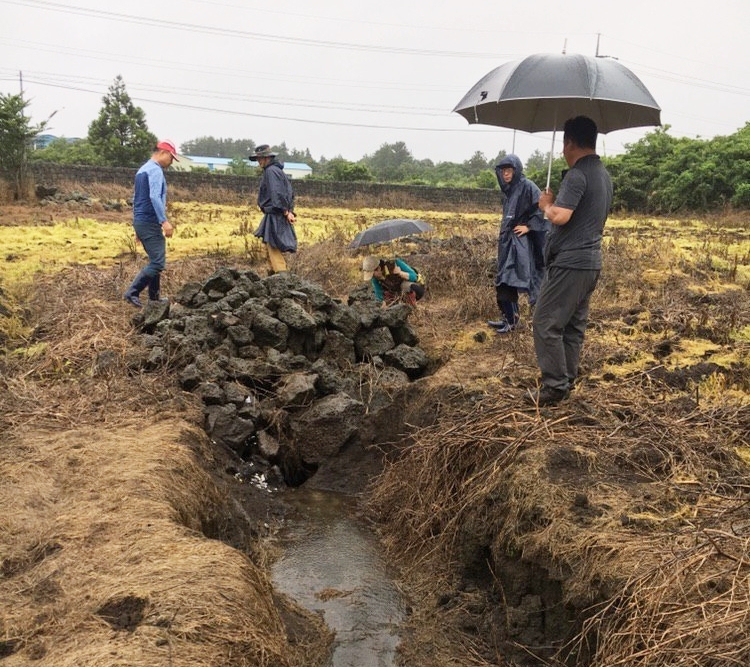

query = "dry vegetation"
[1,181,749,666]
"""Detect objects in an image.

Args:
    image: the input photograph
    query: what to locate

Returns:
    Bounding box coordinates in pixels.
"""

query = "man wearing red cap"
[124,140,179,308]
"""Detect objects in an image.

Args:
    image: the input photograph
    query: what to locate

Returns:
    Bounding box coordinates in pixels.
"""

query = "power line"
[1,0,513,59]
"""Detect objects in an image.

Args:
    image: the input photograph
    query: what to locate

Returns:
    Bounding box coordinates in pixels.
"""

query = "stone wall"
[29,162,499,211]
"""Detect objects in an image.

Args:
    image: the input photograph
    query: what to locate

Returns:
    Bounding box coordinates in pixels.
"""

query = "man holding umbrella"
[531,116,613,406]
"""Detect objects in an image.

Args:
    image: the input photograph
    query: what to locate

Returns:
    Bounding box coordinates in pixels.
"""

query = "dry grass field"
[1,181,749,666]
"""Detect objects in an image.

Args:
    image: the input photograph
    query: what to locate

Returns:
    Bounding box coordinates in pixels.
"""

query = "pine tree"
[88,76,157,167]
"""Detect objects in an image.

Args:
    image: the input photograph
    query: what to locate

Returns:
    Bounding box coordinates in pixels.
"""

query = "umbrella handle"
[546,129,556,191]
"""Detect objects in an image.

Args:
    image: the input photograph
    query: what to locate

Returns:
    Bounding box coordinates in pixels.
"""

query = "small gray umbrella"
[453,53,661,185]
[349,219,434,249]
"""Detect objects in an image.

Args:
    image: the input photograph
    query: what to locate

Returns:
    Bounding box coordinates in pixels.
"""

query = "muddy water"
[271,487,404,667]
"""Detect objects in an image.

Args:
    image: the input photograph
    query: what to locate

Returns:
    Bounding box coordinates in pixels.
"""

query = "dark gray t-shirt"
[545,154,613,270]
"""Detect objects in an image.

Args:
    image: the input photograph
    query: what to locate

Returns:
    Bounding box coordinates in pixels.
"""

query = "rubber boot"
[124,270,151,308]
[148,272,168,302]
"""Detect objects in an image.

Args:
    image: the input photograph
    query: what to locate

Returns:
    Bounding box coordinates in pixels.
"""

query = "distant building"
[32,134,81,150]
[174,155,312,178]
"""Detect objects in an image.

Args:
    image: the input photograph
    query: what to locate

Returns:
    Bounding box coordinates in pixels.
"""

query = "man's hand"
[285,210,296,224]
[538,189,555,214]
[513,224,529,236]
[162,220,174,238]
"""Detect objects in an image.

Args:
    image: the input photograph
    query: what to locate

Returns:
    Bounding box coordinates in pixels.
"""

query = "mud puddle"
[271,486,405,667]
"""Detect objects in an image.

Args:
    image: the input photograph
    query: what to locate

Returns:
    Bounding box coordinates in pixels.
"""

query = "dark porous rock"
[392,322,420,347]
[221,288,249,309]
[310,359,348,396]
[226,324,254,347]
[35,184,57,199]
[264,272,296,298]
[183,314,213,341]
[179,363,202,390]
[145,346,167,369]
[376,303,411,329]
[202,267,238,295]
[140,299,170,332]
[383,344,429,379]
[222,381,250,406]
[276,372,319,409]
[194,352,229,383]
[290,392,365,462]
[196,382,225,405]
[277,298,318,333]
[319,330,356,367]
[175,281,204,306]
[351,301,381,329]
[136,268,437,475]
[204,404,256,454]
[267,348,312,372]
[226,357,284,388]
[237,344,264,359]
[354,326,395,360]
[251,311,289,350]
[210,311,241,330]
[327,302,360,338]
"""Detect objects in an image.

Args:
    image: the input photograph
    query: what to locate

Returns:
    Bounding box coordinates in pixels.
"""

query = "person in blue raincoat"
[251,144,297,274]
[487,154,548,333]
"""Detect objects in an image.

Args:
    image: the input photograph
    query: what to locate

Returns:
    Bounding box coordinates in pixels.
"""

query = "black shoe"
[124,293,143,308]
[527,386,569,407]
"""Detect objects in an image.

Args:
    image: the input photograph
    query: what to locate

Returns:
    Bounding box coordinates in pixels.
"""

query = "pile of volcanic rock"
[130,267,430,485]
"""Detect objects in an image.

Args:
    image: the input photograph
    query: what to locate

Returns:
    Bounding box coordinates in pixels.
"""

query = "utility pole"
[19,70,24,97]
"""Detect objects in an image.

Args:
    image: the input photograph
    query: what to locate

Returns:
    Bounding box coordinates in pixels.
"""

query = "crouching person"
[361,256,425,306]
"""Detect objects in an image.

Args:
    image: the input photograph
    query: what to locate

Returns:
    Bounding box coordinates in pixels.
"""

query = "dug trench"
[2,258,749,667]
[123,266,589,667]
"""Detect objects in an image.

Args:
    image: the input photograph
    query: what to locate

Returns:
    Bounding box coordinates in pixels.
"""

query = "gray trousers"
[532,266,600,391]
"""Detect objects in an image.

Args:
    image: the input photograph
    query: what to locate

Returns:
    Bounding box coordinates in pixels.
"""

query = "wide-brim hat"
[249,144,278,159]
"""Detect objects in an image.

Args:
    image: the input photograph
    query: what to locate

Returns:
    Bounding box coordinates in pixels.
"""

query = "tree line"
[2,76,748,212]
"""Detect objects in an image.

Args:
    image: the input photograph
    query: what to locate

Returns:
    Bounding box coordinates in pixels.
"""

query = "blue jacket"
[132,159,167,224]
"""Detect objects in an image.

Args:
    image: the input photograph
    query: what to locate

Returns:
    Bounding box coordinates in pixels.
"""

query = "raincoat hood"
[495,154,525,194]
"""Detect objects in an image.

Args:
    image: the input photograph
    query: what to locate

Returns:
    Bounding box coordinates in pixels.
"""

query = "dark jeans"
[128,220,166,300]
[532,266,600,392]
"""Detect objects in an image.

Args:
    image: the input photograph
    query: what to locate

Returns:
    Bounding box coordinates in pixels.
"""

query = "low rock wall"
[29,162,499,211]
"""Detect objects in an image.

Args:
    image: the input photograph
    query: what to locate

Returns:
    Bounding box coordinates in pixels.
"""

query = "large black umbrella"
[453,53,661,185]
[349,219,434,249]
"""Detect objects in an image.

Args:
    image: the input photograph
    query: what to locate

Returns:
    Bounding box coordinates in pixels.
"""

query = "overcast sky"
[1,0,749,165]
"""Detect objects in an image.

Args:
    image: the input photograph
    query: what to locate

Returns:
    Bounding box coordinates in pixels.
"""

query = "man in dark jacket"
[251,144,296,274]
[532,116,613,406]
[488,154,547,333]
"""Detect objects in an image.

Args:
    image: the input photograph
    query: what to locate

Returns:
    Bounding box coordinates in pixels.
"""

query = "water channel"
[270,486,405,667]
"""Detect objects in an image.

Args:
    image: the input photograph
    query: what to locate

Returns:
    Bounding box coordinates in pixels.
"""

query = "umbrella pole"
[545,129,556,191]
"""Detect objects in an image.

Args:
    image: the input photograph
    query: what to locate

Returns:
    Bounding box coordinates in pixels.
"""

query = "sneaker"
[487,319,507,328]
[124,293,143,308]
[490,320,516,334]
[527,386,569,407]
